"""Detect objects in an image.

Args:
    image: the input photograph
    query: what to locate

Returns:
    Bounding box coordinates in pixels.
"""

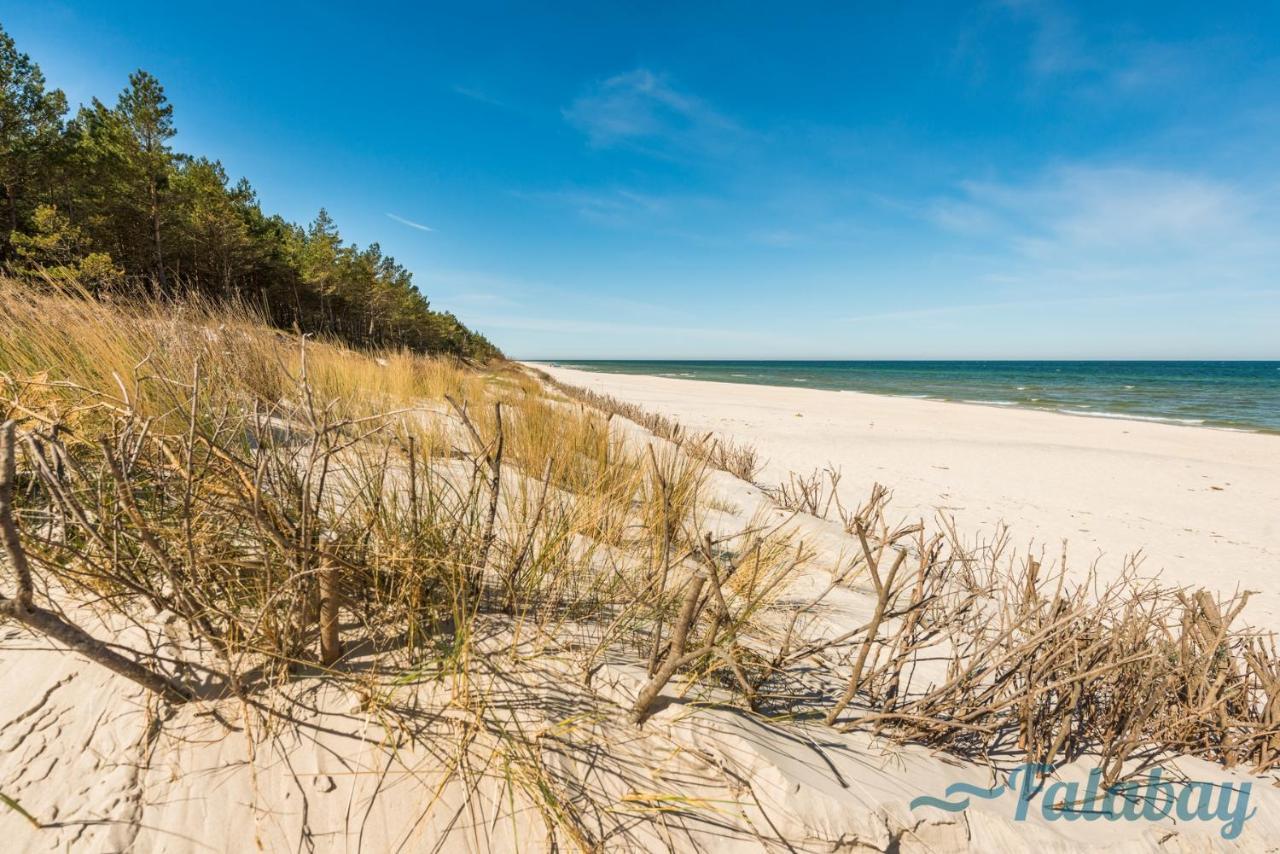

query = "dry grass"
[755,493,1280,788]
[2,278,1279,845]
[528,366,763,482]
[0,279,800,844]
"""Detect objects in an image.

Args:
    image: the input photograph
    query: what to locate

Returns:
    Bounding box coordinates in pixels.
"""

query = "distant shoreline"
[529,359,1280,435]
[533,362,1280,631]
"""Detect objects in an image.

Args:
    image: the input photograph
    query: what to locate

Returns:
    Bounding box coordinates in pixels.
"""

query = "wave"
[1056,409,1206,426]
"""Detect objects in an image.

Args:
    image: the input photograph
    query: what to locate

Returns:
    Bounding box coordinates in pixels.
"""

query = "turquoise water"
[540,361,1280,434]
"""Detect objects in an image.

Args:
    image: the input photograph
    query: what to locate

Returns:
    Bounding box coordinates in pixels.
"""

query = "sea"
[538,361,1280,434]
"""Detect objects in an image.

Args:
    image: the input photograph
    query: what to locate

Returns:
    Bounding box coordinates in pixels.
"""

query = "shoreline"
[531,360,1280,436]
[531,362,1280,630]
[868,389,1275,435]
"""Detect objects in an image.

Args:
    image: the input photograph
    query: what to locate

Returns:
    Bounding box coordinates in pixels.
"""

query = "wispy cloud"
[452,85,506,108]
[843,288,1280,325]
[518,185,718,229]
[998,0,1094,77]
[926,163,1280,299]
[430,292,520,309]
[563,69,743,156]
[386,213,434,232]
[750,228,809,248]
[417,266,684,319]
[984,0,1202,99]
[532,187,669,225]
[933,165,1259,253]
[466,313,774,343]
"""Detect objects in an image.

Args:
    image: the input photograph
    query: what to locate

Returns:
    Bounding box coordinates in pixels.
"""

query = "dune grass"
[2,277,1280,846]
[528,366,764,482]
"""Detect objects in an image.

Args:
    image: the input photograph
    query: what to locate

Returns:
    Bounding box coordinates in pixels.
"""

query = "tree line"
[0,25,500,360]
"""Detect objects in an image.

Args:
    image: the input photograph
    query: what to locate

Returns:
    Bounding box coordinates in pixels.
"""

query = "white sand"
[6,612,1276,852]
[534,364,1280,630]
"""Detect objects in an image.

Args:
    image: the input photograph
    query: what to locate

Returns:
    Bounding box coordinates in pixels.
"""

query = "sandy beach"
[534,364,1280,629]
[5,293,1280,849]
[6,6,1280,848]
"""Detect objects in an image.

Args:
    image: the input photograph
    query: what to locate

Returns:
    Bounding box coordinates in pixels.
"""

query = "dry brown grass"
[527,366,763,482]
[0,279,803,843]
[2,277,1279,845]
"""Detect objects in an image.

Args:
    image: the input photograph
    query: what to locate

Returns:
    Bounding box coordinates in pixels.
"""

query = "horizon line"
[519,357,1280,363]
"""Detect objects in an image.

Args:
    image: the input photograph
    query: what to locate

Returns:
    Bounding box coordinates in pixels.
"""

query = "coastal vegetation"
[1,277,1279,848]
[0,24,498,359]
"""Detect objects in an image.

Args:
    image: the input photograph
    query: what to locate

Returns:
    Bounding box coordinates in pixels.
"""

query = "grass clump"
[528,366,764,482]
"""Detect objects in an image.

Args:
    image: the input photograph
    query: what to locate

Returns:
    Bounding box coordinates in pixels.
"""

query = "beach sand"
[534,364,1280,630]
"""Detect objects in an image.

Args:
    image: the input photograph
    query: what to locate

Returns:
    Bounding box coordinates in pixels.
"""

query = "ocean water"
[541,361,1280,434]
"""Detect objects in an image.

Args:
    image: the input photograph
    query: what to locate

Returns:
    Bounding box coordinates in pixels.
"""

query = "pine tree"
[10,204,122,289]
[114,71,176,288]
[0,25,67,259]
[0,26,500,360]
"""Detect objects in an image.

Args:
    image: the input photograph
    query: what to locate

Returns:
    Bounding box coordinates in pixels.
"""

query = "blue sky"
[5,1,1280,358]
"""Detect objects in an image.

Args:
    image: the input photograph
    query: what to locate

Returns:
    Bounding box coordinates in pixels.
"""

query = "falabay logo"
[910,764,1256,841]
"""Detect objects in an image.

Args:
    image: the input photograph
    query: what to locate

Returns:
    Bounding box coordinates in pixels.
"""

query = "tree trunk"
[150,178,167,290]
[1,183,18,263]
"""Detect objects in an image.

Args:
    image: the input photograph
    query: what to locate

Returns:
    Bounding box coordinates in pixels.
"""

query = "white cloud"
[431,292,520,308]
[998,0,1095,78]
[533,187,669,225]
[843,288,1280,325]
[909,161,1280,350]
[514,185,723,232]
[563,69,741,155]
[468,314,751,339]
[750,228,809,248]
[386,213,434,232]
[991,1,1203,99]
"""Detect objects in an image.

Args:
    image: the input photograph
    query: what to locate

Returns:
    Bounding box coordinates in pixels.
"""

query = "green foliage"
[0,25,67,256]
[10,204,123,289]
[0,25,500,360]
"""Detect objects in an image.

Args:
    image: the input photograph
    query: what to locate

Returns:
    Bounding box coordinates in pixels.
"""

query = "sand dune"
[5,357,1279,852]
[4,443,1277,853]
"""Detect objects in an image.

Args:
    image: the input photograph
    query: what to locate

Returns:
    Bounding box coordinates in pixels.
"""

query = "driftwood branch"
[631,570,708,724]
[0,421,192,704]
[0,422,34,610]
